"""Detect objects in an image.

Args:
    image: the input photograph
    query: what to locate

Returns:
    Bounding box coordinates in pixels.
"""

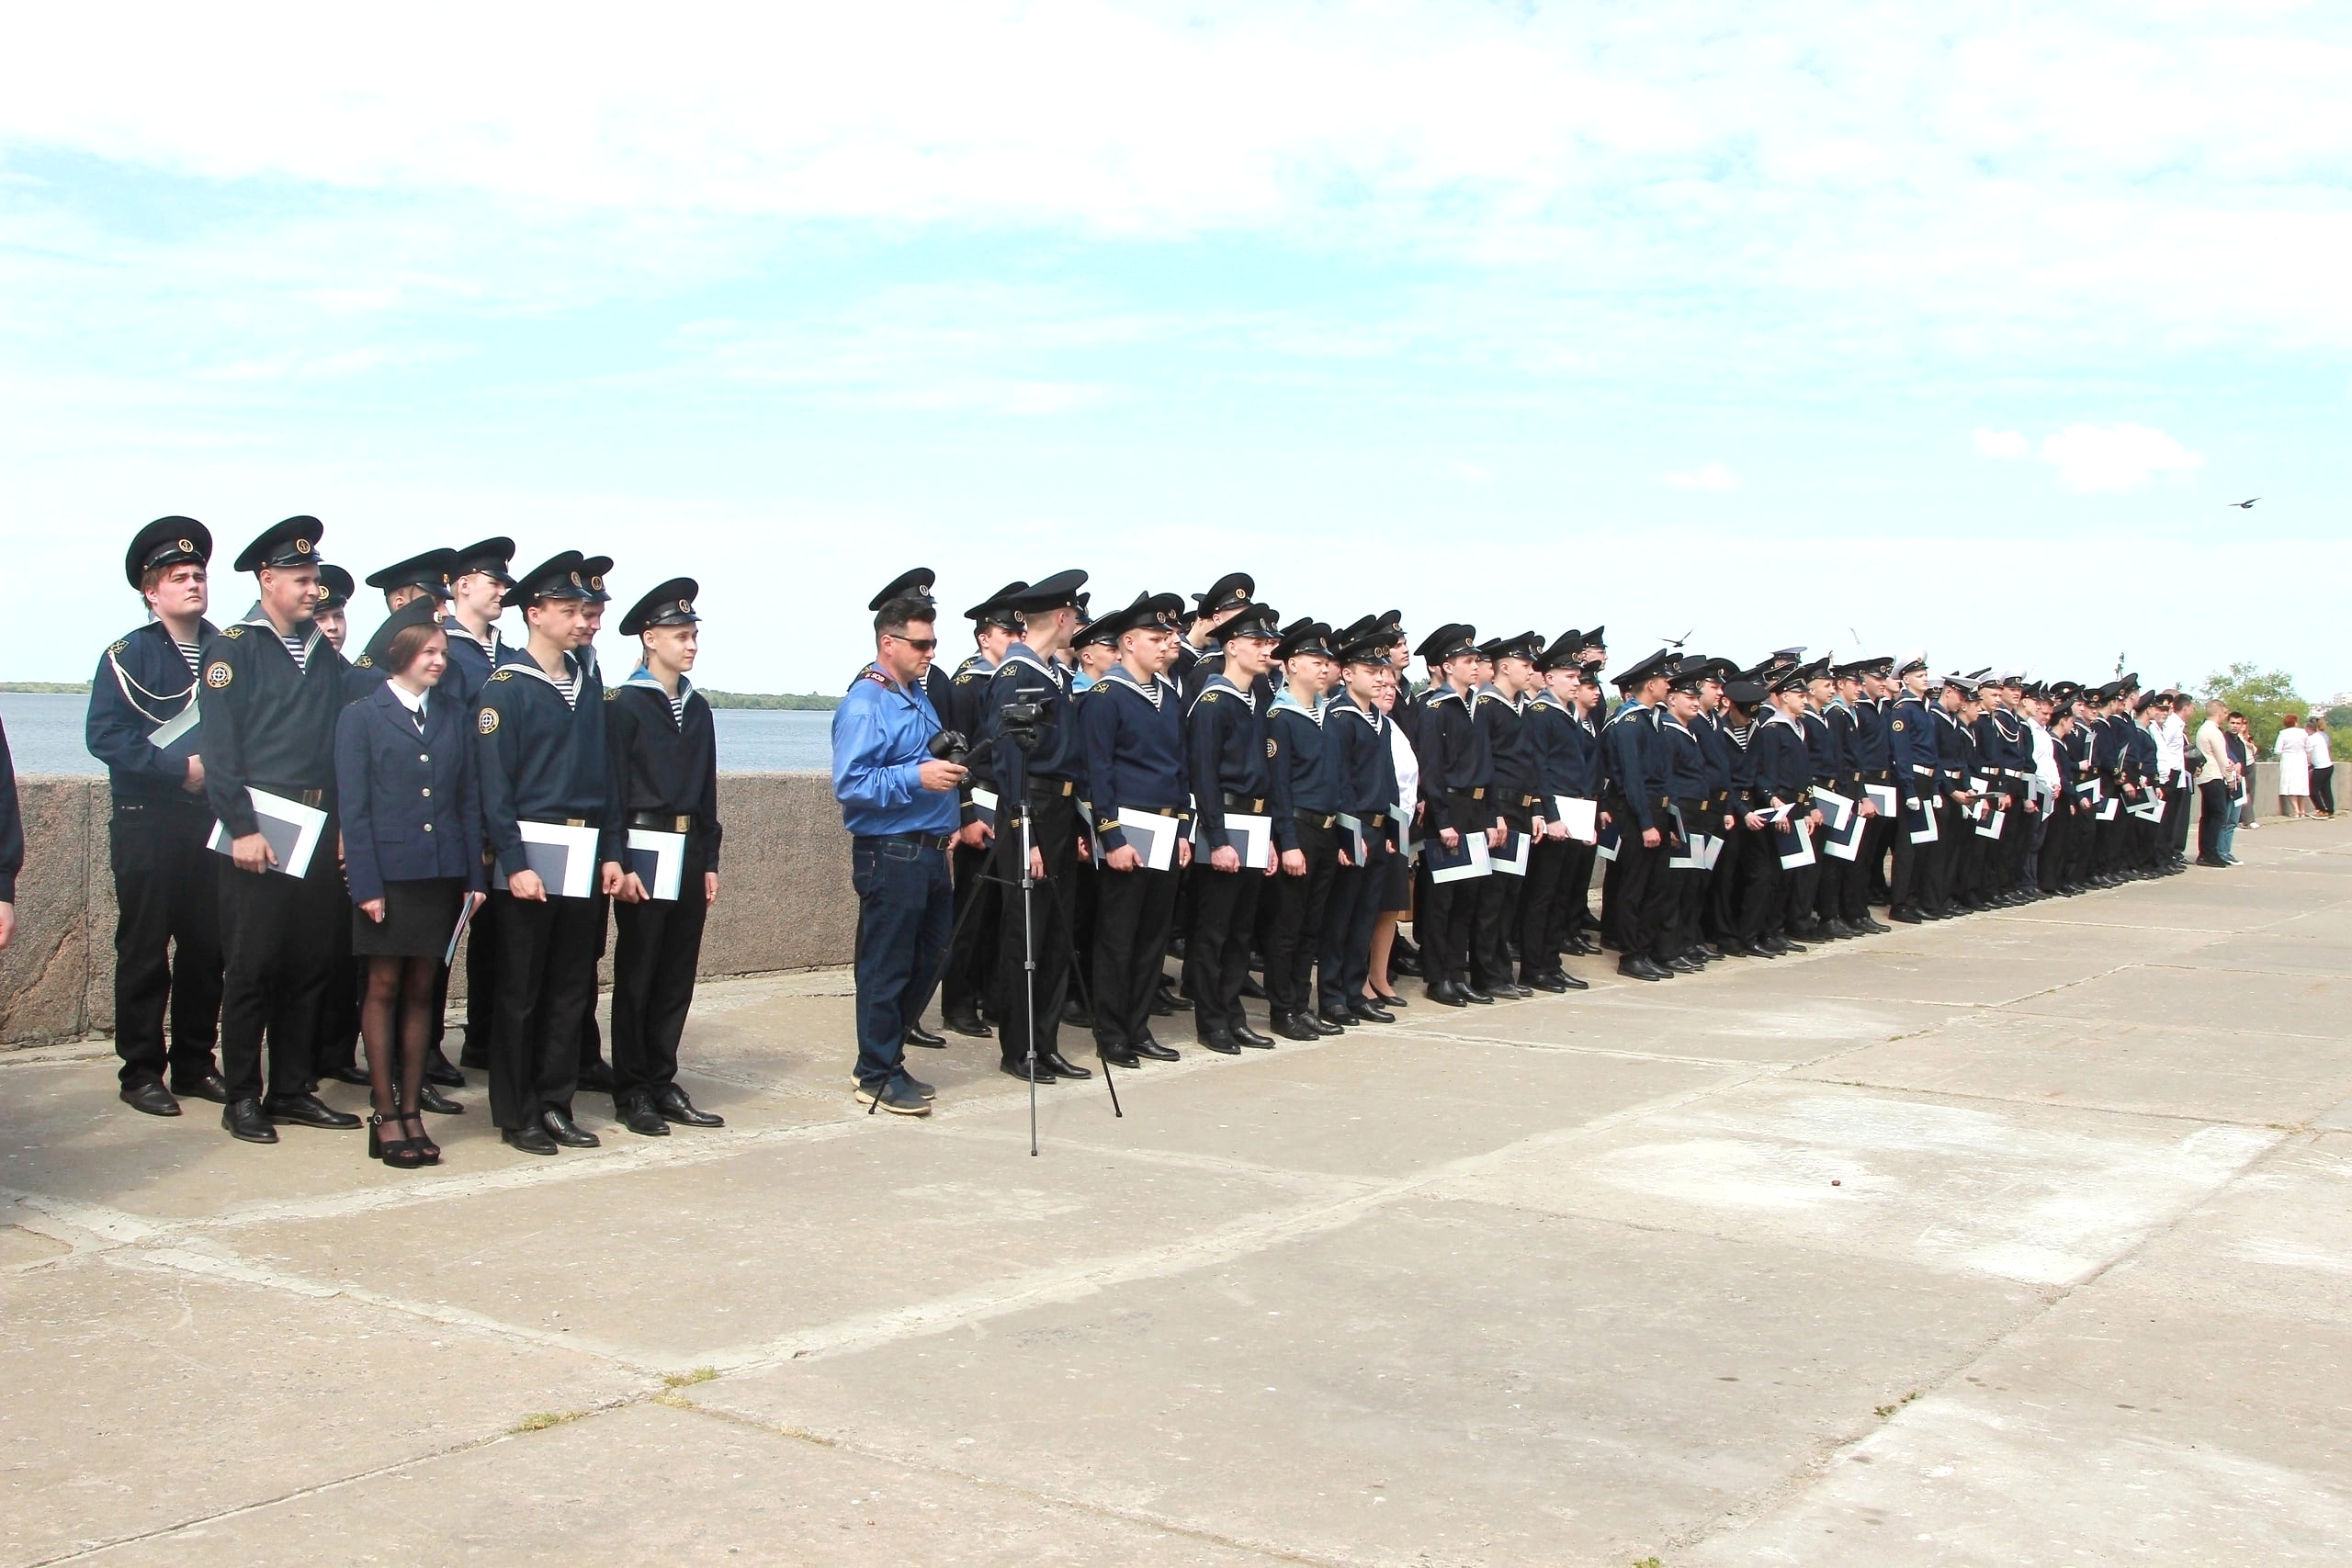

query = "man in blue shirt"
[831,589,967,1115]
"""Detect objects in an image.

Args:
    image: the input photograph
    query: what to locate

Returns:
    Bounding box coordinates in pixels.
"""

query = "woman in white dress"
[2276,716,2312,818]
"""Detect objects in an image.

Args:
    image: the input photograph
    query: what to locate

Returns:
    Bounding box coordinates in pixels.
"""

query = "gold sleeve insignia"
[204,661,232,689]
[1266,738,1278,758]
[1892,719,1905,731]
[356,654,373,668]
[479,708,500,735]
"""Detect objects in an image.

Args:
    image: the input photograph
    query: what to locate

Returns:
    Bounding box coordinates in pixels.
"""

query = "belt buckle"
[1471,787,1485,800]
[566,818,587,828]
[673,815,692,832]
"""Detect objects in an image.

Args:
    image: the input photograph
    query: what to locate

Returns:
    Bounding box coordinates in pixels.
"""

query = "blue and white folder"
[1973,807,2007,840]
[1116,808,1182,872]
[1427,829,1493,884]
[1905,794,1939,845]
[1810,786,1854,833]
[1193,811,1272,873]
[1777,817,1816,870]
[1595,817,1621,863]
[206,787,327,879]
[1825,804,1869,862]
[1490,827,1530,876]
[495,821,601,897]
[1668,805,1705,870]
[969,786,998,833]
[626,828,687,900]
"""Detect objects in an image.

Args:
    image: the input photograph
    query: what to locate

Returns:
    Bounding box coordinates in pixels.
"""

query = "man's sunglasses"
[888,634,938,652]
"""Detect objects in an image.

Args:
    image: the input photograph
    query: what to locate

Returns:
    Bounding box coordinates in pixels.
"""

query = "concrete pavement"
[4,817,2347,1565]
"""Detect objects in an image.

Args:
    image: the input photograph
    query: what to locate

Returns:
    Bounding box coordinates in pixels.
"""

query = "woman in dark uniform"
[335,598,485,1168]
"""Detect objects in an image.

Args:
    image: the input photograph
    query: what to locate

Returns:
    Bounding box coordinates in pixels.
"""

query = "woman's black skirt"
[352,876,466,959]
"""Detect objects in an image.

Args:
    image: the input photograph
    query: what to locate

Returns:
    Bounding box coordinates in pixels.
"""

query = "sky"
[4,1,2348,699]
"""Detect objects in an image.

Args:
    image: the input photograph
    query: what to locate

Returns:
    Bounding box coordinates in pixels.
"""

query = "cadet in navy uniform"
[1600,648,1674,981]
[1740,667,1815,954]
[88,518,228,1116]
[442,537,517,1070]
[1656,660,1713,969]
[940,581,1025,1040]
[1885,655,1939,922]
[1520,632,1597,988]
[474,551,626,1156]
[831,587,967,1115]
[1264,620,1346,1041]
[981,570,1096,1084]
[1183,598,1283,1053]
[1077,592,1191,1068]
[1172,572,1258,705]
[199,517,367,1144]
[1470,632,1543,999]
[1412,624,1495,1007]
[335,597,483,1169]
[603,580,727,1136]
[1842,658,1895,931]
[366,547,458,616]
[1324,627,1404,1020]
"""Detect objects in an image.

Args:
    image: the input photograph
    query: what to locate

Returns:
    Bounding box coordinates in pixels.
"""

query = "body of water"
[0,692,836,775]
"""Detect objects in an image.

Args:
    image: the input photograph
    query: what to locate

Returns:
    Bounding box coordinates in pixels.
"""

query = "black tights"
[363,956,437,1122]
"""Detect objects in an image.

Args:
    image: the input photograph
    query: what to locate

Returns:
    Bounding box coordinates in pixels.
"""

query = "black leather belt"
[1518,793,1541,807]
[1221,792,1265,812]
[260,787,329,807]
[1296,811,1336,829]
[628,811,695,832]
[1027,779,1076,799]
[856,831,953,852]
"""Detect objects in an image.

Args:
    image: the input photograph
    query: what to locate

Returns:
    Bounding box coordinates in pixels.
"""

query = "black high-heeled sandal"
[369,1110,424,1169]
[402,1111,440,1166]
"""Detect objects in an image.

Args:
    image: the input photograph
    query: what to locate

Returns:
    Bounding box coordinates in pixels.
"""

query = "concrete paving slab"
[0,1221,68,1268]
[1434,1078,2278,1285]
[692,1197,2045,1568]
[78,1399,1283,1568]
[2007,961,2352,1040]
[2095,1133,2352,1324]
[1991,875,2336,931]
[1794,1010,2352,1126]
[2179,927,2352,975]
[948,1032,1732,1179]
[223,1129,1338,1369]
[0,1252,639,1565]
[1402,987,1960,1065]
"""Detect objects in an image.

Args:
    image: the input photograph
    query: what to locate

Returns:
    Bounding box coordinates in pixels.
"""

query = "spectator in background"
[2230,713,2258,830]
[2194,697,2234,868]
[2308,716,2335,818]
[2277,715,2312,818]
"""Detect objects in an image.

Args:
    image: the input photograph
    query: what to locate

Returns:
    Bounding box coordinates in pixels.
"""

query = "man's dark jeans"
[853,835,954,1089]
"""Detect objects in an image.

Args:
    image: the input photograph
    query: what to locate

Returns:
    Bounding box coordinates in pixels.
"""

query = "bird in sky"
[2231,498,2259,508]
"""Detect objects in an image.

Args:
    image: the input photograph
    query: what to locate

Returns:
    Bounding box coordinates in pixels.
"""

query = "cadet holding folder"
[603,579,725,1138]
[474,551,625,1156]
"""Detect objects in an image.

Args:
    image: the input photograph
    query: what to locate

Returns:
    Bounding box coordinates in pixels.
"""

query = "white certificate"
[495,820,602,897]
[207,786,328,879]
[1428,830,1492,884]
[1116,808,1182,872]
[1974,808,2007,840]
[1337,812,1370,867]
[1195,810,1272,872]
[1866,783,1899,820]
[1551,795,1600,844]
[1778,818,1816,870]
[626,828,687,900]
[1491,828,1530,876]
[969,786,999,832]
[1667,805,1704,870]
[1810,786,1853,832]
[1906,795,1939,845]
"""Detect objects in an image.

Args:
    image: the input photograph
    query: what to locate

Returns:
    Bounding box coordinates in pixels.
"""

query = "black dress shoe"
[654,1085,725,1126]
[414,1082,465,1115]
[1523,971,1568,993]
[1001,1057,1055,1082]
[1616,957,1666,982]
[578,1059,616,1093]
[1150,983,1183,1016]
[1425,980,1468,1007]
[540,1109,601,1147]
[265,1093,363,1130]
[1307,1010,1347,1036]
[1238,976,1267,1000]
[1387,947,1423,977]
[1099,1044,1143,1069]
[169,1070,231,1103]
[1889,907,1922,924]
[1199,1030,1243,1055]
[944,1010,993,1039]
[322,1064,373,1086]
[1555,969,1589,990]
[222,1098,277,1143]
[1698,942,1725,961]
[1060,998,1094,1028]
[424,1052,467,1088]
[1133,1036,1182,1061]
[1273,1012,1320,1042]
[1855,916,1892,934]
[902,1022,948,1049]
[1234,1025,1277,1049]
[1037,1050,1092,1079]
[619,1092,671,1136]
[1461,985,1496,1005]
[1666,955,1704,975]
[121,1079,181,1117]
[1351,999,1396,1025]
[503,1125,560,1156]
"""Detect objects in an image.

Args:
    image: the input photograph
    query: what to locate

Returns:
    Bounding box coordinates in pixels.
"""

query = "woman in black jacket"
[335,599,485,1168]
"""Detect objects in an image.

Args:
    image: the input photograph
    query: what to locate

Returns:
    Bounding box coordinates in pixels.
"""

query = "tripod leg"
[1022,810,1038,1157]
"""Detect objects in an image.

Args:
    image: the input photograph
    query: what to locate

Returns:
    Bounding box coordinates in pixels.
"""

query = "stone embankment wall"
[0,773,859,1047]
[0,762,2290,1047]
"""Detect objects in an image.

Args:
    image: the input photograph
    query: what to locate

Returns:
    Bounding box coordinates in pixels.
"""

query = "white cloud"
[1973,427,2031,459]
[1666,460,1739,492]
[2039,423,2205,492]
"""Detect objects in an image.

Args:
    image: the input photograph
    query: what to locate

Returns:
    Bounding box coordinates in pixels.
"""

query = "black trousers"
[1414,859,1472,985]
[459,904,501,1066]
[217,846,345,1103]
[490,890,604,1129]
[314,930,360,1079]
[1611,826,1669,962]
[2315,765,2337,816]
[1921,803,1960,911]
[1734,825,1783,942]
[1184,861,1266,1033]
[1843,807,1890,920]
[1472,805,1530,987]
[2197,779,2231,860]
[995,794,1080,1066]
[1267,818,1340,1014]
[1521,835,1572,975]
[1321,844,1386,1003]
[1708,823,1749,940]
[1889,797,1928,912]
[108,800,224,1088]
[1091,861,1180,1050]
[942,839,999,1021]
[611,832,712,1095]
[577,893,612,1073]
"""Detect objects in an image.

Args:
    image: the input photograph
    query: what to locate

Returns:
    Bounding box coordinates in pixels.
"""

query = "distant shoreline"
[0,680,835,710]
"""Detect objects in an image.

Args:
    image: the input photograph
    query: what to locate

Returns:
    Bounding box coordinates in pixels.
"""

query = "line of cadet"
[844,568,2207,1113]
[90,514,727,1157]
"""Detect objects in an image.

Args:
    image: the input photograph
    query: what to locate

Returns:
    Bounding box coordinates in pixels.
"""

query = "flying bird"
[2231,498,2259,509]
